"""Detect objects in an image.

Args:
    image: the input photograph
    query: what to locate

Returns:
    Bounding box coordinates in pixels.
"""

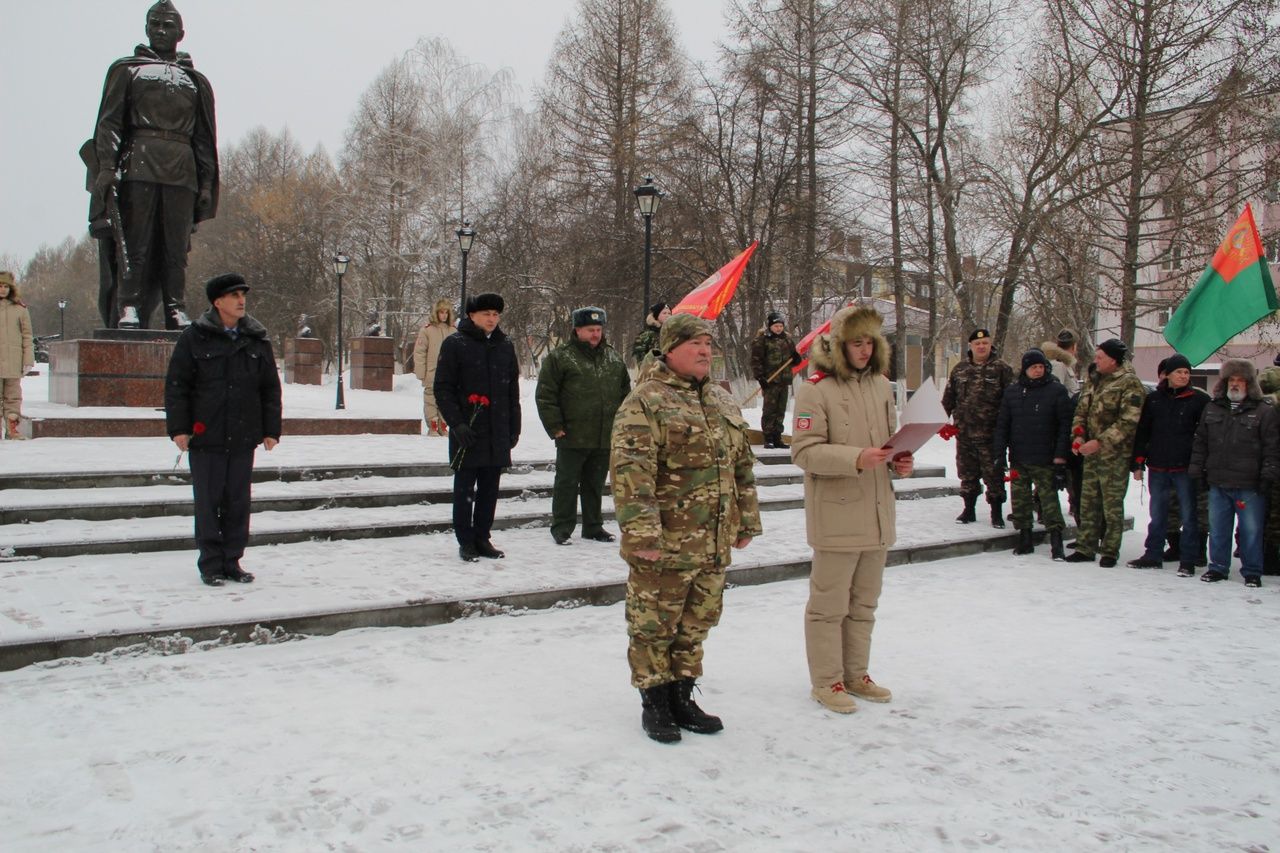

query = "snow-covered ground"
[3,369,1278,850]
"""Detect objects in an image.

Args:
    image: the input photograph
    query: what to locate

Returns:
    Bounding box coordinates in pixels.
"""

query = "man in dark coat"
[993,348,1072,559]
[434,292,521,562]
[750,311,800,448]
[536,306,631,545]
[165,273,281,586]
[943,328,1014,527]
[91,1,219,330]
[1128,353,1210,574]
[1188,359,1279,587]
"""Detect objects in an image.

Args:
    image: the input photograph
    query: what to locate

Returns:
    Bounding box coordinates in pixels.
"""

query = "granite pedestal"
[284,338,323,385]
[350,337,394,392]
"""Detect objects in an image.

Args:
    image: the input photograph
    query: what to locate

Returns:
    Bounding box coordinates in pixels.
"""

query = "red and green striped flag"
[1163,204,1278,365]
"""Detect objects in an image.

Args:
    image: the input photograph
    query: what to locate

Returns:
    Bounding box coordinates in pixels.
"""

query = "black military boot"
[1049,530,1065,561]
[1162,530,1181,562]
[1012,529,1034,555]
[640,685,681,743]
[956,494,978,524]
[669,678,724,734]
[990,501,1006,529]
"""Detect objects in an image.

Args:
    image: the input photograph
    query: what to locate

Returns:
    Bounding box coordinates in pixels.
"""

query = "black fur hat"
[466,292,505,314]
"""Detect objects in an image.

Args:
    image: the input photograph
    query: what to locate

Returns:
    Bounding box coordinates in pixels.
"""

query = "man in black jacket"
[434,292,521,562]
[1128,353,1209,573]
[165,273,281,586]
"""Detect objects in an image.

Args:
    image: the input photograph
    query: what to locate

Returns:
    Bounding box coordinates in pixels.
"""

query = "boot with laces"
[640,685,681,743]
[811,681,858,713]
[845,674,892,703]
[669,679,723,734]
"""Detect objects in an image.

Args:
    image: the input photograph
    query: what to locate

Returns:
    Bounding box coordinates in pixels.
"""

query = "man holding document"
[791,304,917,714]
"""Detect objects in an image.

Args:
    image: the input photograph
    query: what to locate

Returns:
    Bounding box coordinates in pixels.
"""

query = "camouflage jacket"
[631,327,660,364]
[942,355,1013,435]
[610,358,763,569]
[750,328,800,387]
[1071,362,1145,457]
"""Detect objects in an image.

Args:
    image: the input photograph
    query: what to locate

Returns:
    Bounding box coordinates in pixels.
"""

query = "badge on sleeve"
[796,412,813,431]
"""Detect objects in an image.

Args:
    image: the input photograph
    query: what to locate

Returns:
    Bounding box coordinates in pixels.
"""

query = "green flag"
[1163,204,1278,366]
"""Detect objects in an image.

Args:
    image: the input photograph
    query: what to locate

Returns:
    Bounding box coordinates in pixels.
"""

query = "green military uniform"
[611,325,763,690]
[1010,466,1065,531]
[535,318,631,542]
[942,350,1013,505]
[1072,361,1145,560]
[750,320,799,447]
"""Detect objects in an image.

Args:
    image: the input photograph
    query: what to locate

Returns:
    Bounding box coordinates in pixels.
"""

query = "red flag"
[672,241,758,320]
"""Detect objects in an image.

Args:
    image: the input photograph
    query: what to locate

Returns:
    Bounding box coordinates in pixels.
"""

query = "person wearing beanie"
[943,327,1014,528]
[631,301,671,364]
[993,348,1073,559]
[413,298,457,435]
[1064,338,1145,567]
[0,271,34,440]
[536,306,630,545]
[165,273,281,586]
[434,292,521,562]
[1127,352,1209,572]
[1188,359,1279,588]
[610,311,762,742]
[750,310,800,449]
[790,304,914,713]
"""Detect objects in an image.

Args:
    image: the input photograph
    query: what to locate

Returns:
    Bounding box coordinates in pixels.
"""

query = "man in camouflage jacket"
[942,328,1013,527]
[750,311,800,448]
[1064,338,1145,567]
[610,313,763,743]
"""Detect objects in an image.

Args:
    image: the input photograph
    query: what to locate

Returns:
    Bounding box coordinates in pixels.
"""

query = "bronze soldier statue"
[86,0,218,330]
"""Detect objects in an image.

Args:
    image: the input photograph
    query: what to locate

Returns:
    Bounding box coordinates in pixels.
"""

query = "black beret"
[573,306,606,327]
[206,273,249,303]
[969,328,991,342]
[466,292,505,314]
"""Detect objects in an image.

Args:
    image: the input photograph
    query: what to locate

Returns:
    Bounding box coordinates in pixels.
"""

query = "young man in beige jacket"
[413,298,456,435]
[791,304,913,713]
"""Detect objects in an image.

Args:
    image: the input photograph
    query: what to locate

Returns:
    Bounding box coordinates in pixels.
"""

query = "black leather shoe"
[459,543,480,562]
[201,574,225,587]
[225,567,255,583]
[552,532,572,545]
[583,530,617,543]
[1098,556,1117,568]
[1063,551,1095,563]
[475,540,505,559]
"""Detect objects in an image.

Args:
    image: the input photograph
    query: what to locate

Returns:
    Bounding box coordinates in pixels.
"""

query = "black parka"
[1131,381,1210,471]
[433,317,521,468]
[992,373,1072,468]
[165,308,282,451]
[1189,395,1280,491]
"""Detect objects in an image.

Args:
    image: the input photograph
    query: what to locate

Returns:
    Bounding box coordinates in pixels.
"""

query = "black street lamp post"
[456,220,476,309]
[57,298,67,341]
[333,252,349,410]
[633,176,663,314]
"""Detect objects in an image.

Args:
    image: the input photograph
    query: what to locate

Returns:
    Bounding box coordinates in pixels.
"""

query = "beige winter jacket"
[413,299,456,386]
[0,300,34,379]
[791,305,898,552]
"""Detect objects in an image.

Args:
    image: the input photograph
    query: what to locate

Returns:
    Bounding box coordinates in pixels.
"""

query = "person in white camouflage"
[610,312,763,743]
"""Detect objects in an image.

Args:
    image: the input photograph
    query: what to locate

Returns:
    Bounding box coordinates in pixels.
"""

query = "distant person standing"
[1044,329,1083,523]
[943,329,1013,527]
[0,272,34,440]
[165,274,282,586]
[413,298,455,435]
[434,293,521,562]
[536,306,631,545]
[750,311,800,448]
[631,301,670,364]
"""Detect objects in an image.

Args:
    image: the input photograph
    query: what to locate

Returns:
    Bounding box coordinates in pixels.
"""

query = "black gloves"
[1053,464,1068,491]
[452,423,476,447]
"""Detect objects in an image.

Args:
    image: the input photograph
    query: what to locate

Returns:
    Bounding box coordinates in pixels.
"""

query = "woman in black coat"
[433,292,521,561]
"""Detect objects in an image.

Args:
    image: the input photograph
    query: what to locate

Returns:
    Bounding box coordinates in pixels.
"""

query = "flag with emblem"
[672,241,758,320]
[1163,204,1279,366]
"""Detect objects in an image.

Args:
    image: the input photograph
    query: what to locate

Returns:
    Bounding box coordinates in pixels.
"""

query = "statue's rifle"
[105,182,131,281]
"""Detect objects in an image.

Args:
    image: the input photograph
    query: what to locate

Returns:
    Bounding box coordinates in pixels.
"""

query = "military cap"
[147,0,183,24]
[206,273,249,303]
[572,306,606,327]
[968,328,991,342]
[659,313,714,354]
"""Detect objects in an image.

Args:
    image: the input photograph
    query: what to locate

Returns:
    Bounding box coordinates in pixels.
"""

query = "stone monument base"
[284,338,323,385]
[48,335,177,408]
[350,336,394,391]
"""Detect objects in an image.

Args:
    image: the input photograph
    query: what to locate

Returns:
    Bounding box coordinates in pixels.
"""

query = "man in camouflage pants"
[943,328,1013,527]
[750,311,800,448]
[1065,338,1145,567]
[611,313,763,744]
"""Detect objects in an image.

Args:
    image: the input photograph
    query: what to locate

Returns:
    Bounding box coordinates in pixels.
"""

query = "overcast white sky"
[0,0,728,266]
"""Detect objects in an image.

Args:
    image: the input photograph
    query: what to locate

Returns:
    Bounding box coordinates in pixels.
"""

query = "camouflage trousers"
[625,560,726,689]
[957,434,1006,504]
[761,383,790,438]
[1076,455,1131,559]
[1010,464,1065,531]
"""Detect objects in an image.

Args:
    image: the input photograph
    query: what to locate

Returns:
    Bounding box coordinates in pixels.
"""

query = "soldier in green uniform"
[943,328,1014,527]
[535,306,631,545]
[750,311,800,448]
[610,313,763,743]
[1065,338,1145,567]
[630,301,670,365]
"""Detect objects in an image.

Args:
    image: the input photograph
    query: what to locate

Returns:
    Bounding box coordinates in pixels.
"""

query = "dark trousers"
[454,465,502,546]
[1143,470,1198,561]
[550,447,610,539]
[118,181,193,328]
[190,449,255,579]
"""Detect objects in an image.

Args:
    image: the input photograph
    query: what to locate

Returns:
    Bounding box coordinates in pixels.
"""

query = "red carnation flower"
[1004,469,1020,482]
[1072,425,1085,436]
[192,422,206,435]
[1237,500,1247,510]
[468,393,481,404]
[478,395,491,407]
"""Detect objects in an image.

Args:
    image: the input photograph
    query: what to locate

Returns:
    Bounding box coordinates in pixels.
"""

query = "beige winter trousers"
[422,370,439,424]
[2,378,21,419]
[804,548,887,689]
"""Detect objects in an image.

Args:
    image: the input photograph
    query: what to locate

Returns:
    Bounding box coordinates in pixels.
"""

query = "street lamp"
[332,252,349,411]
[456,220,476,309]
[56,298,67,341]
[633,176,663,314]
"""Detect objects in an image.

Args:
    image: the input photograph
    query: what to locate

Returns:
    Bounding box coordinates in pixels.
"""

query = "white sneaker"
[811,682,857,713]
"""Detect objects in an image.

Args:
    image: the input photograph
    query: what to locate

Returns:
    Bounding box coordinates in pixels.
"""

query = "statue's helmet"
[146,0,183,26]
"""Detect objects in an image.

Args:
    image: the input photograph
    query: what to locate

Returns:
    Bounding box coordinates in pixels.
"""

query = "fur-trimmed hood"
[809,305,890,379]
[431,298,456,327]
[1212,358,1263,400]
[645,311,663,330]
[1040,341,1075,368]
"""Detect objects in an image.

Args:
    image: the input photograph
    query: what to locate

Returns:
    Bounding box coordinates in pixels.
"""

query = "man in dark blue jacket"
[993,349,1072,559]
[165,273,281,586]
[434,292,521,562]
[1128,353,1209,573]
